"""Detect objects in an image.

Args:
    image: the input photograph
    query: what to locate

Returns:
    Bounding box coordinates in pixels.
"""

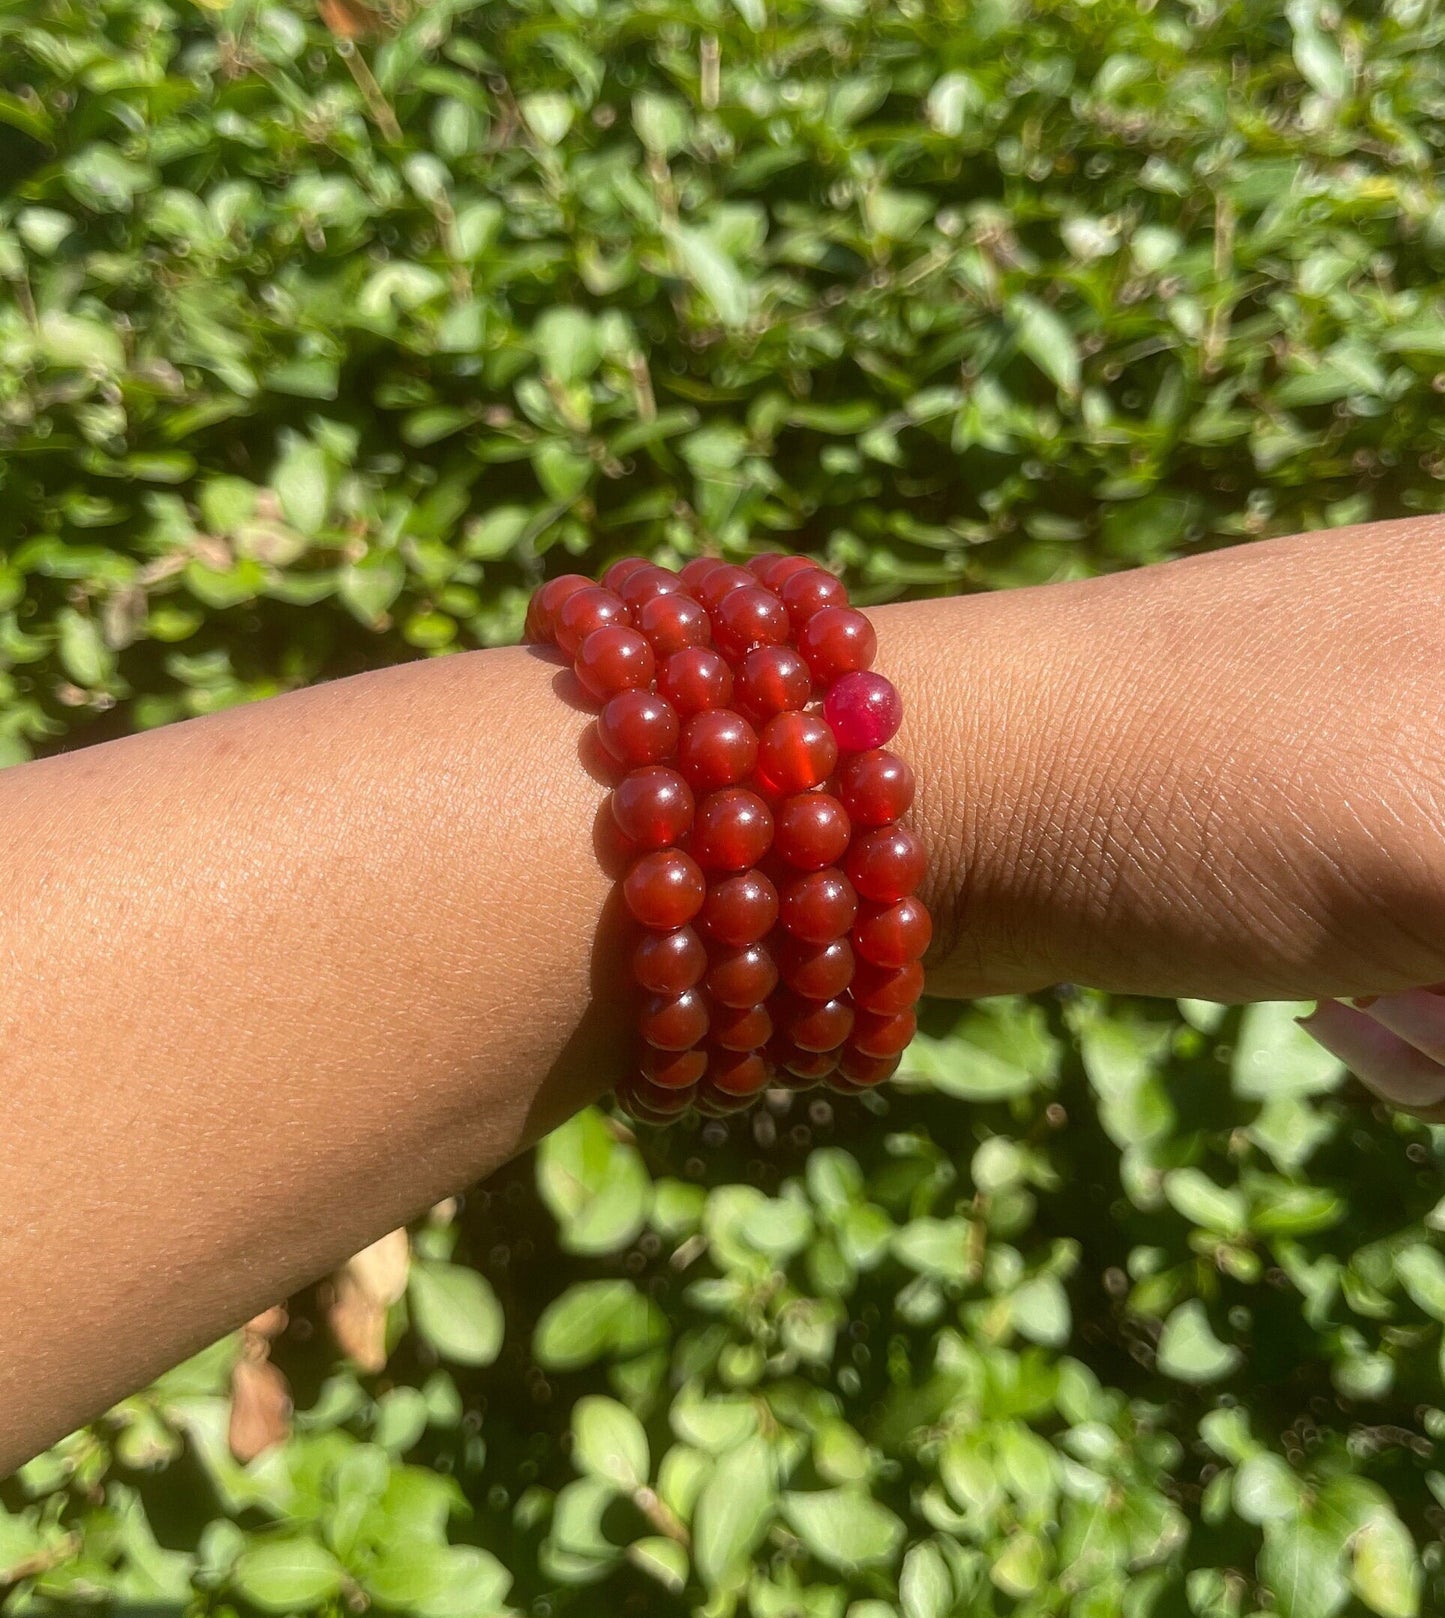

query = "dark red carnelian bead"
[835,749,914,827]
[778,992,855,1053]
[712,584,790,660]
[736,646,812,723]
[603,556,652,594]
[850,958,924,1015]
[777,867,858,943]
[632,927,707,994]
[624,850,706,928]
[639,989,709,1051]
[746,552,785,580]
[774,792,851,869]
[850,1007,917,1059]
[759,554,819,591]
[611,766,694,850]
[706,942,779,1007]
[677,709,758,792]
[845,824,926,902]
[712,1001,773,1053]
[691,788,773,872]
[597,691,679,769]
[638,592,712,657]
[529,573,591,642]
[680,557,724,591]
[779,566,848,629]
[777,933,855,1000]
[576,625,656,701]
[780,1044,839,1083]
[697,564,756,611]
[700,869,778,947]
[556,586,629,657]
[756,711,839,796]
[619,1073,695,1118]
[837,1047,901,1087]
[825,670,903,753]
[659,648,734,717]
[641,1046,707,1090]
[797,606,877,683]
[619,564,688,612]
[852,895,932,966]
[708,1049,772,1097]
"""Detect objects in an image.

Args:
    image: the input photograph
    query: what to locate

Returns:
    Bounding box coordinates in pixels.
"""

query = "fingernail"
[1358,988,1445,1065]
[1297,999,1445,1109]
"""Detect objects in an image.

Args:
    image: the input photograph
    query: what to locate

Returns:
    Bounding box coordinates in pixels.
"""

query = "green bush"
[4,0,1445,1613]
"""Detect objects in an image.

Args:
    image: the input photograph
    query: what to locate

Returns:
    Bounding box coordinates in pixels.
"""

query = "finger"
[1357,987,1445,1066]
[1297,999,1445,1111]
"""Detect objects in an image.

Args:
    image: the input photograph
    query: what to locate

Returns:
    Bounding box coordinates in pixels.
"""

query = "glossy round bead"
[602,556,652,594]
[746,551,785,580]
[659,648,734,717]
[850,958,924,1016]
[773,792,852,869]
[707,1049,772,1097]
[777,867,858,944]
[529,573,591,642]
[624,850,706,929]
[697,564,756,611]
[779,566,848,629]
[736,646,812,723]
[694,1084,749,1117]
[575,625,656,701]
[705,942,779,1007]
[712,584,790,660]
[691,788,773,872]
[836,749,915,828]
[712,1001,774,1053]
[850,1007,917,1059]
[700,869,778,947]
[772,1041,839,1083]
[611,766,694,850]
[639,989,709,1051]
[778,992,855,1053]
[777,934,855,1000]
[597,691,679,769]
[680,557,725,591]
[797,606,877,684]
[638,591,712,656]
[845,824,926,902]
[756,711,839,796]
[755,555,818,592]
[852,895,932,966]
[632,927,707,995]
[825,670,903,753]
[837,1048,901,1087]
[619,564,688,611]
[677,709,759,792]
[619,1073,695,1118]
[641,1046,707,1090]
[556,586,629,657]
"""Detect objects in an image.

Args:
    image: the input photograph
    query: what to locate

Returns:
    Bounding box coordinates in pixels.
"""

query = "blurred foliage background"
[5,0,1445,1613]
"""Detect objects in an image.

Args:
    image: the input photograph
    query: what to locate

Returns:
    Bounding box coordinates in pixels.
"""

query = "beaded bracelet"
[526,555,929,1124]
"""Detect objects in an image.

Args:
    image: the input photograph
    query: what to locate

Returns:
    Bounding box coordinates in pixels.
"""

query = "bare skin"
[2,517,1443,1472]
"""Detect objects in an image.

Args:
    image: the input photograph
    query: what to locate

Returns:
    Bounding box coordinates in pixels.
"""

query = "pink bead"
[824,671,903,752]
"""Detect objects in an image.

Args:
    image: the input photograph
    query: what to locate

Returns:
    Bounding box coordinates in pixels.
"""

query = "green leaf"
[1352,1510,1421,1618]
[900,1540,953,1618]
[1232,1002,1344,1099]
[1234,1453,1302,1525]
[573,1396,649,1492]
[664,223,750,328]
[1164,1168,1247,1234]
[781,1488,904,1573]
[272,437,329,535]
[232,1537,345,1612]
[339,551,406,626]
[407,1261,504,1367]
[1259,1518,1349,1618]
[1155,1301,1241,1384]
[990,1530,1047,1597]
[1010,1275,1070,1347]
[692,1437,775,1588]
[1012,296,1080,397]
[538,1109,651,1255]
[1394,1245,1445,1320]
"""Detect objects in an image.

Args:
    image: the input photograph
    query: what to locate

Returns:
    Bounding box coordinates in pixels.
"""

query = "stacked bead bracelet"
[526,555,930,1125]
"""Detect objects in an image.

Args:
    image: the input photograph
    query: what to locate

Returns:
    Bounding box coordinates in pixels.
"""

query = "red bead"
[697,564,756,611]
[691,788,773,872]
[837,1047,900,1087]
[746,551,785,580]
[853,896,932,966]
[529,573,591,642]
[846,824,926,902]
[680,557,724,591]
[771,1041,839,1083]
[850,959,924,1015]
[624,850,706,928]
[659,648,734,717]
[707,1049,772,1097]
[618,1073,695,1119]
[638,592,712,656]
[619,565,688,611]
[779,567,848,629]
[778,992,855,1053]
[556,586,629,657]
[575,625,656,701]
[797,606,877,683]
[700,869,778,947]
[694,1084,749,1117]
[641,1046,707,1090]
[778,867,858,944]
[850,1008,917,1059]
[706,942,779,1007]
[836,749,915,827]
[633,927,707,994]
[756,711,839,795]
[825,671,903,753]
[755,555,819,592]
[602,556,652,594]
[736,646,812,723]
[777,934,855,1000]
[612,766,695,849]
[639,989,709,1051]
[773,792,851,869]
[712,1001,774,1052]
[712,584,790,660]
[597,691,679,769]
[677,709,759,792]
